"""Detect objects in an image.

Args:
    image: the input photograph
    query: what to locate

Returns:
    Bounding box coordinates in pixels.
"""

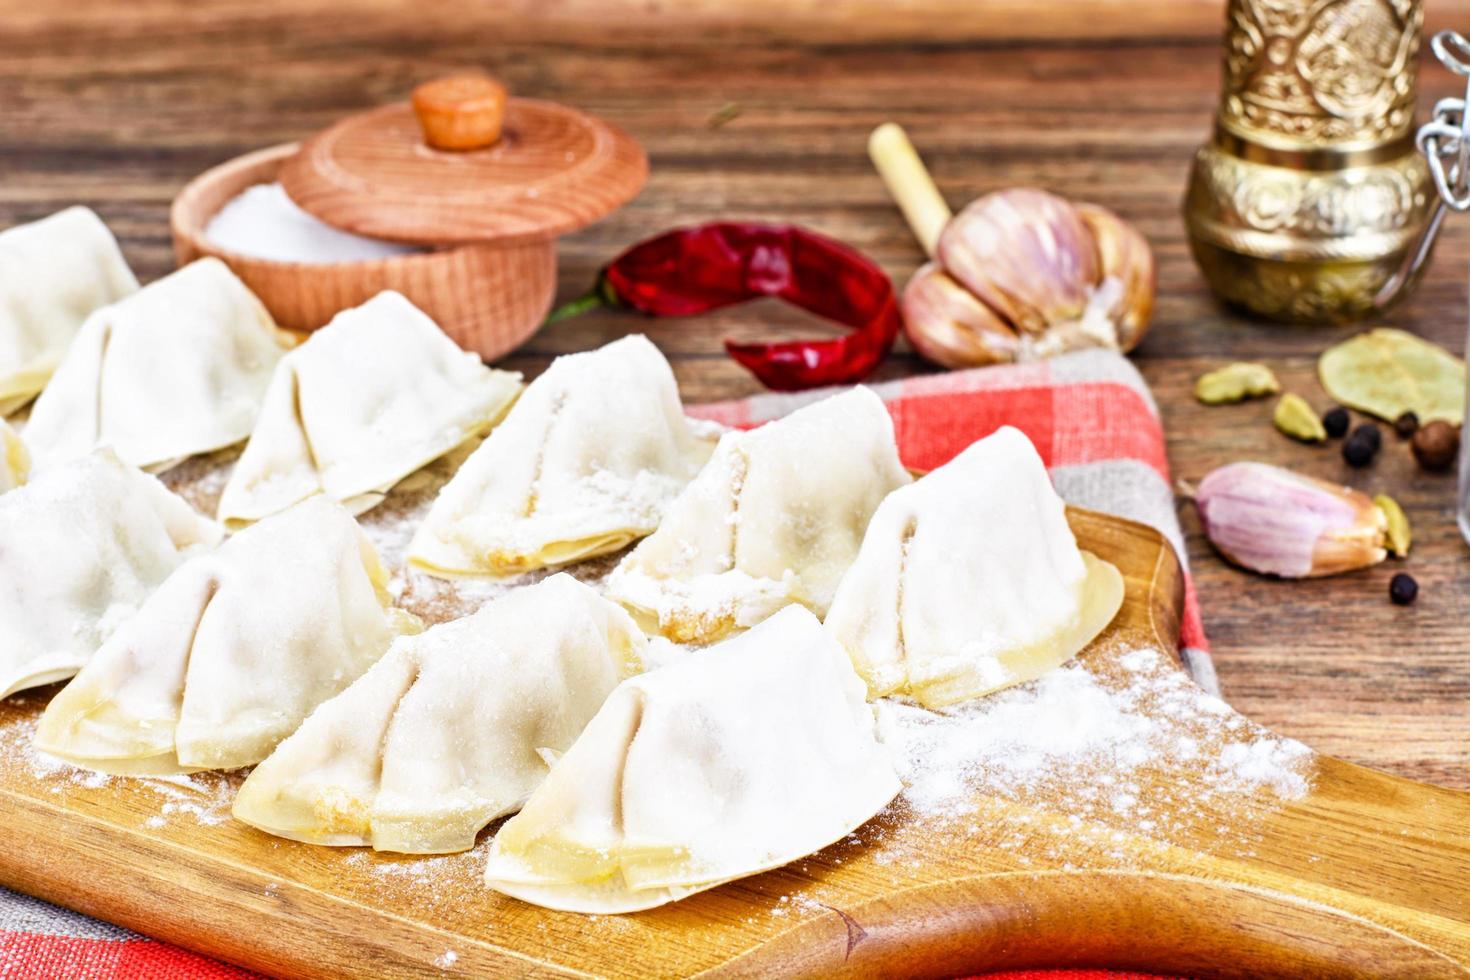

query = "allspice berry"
[1411,420,1459,472]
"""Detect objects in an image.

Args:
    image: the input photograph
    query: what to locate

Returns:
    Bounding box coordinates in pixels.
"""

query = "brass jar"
[1184,0,1433,323]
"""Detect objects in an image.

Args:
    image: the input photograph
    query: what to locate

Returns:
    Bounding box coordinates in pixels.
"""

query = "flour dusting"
[863,643,1313,873]
[0,701,239,827]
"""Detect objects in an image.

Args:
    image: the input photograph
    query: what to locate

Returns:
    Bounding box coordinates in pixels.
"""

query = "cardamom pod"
[1373,494,1411,558]
[1195,362,1279,405]
[1274,393,1327,443]
[1195,462,1387,578]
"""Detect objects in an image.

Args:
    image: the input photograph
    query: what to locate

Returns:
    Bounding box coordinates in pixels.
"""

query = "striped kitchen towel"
[0,346,1208,978]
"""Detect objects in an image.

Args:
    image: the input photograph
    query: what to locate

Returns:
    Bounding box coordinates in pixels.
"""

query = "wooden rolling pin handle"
[868,122,954,258]
[412,75,508,151]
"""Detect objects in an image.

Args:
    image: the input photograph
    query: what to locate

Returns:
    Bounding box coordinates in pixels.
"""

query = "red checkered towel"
[0,349,1208,977]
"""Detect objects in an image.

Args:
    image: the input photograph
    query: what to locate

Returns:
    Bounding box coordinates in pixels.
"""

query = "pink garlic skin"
[900,262,1020,368]
[936,188,1098,335]
[1195,462,1386,578]
[1076,202,1155,351]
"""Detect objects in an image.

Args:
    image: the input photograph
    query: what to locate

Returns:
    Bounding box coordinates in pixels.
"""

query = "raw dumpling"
[605,386,911,643]
[483,605,900,913]
[0,207,138,415]
[217,291,521,526]
[233,574,645,854]
[0,450,221,699]
[409,335,709,576]
[23,257,291,472]
[0,419,27,492]
[34,496,413,775]
[825,425,1124,708]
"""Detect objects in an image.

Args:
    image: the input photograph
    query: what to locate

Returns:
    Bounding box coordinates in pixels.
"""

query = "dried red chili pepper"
[545,223,901,391]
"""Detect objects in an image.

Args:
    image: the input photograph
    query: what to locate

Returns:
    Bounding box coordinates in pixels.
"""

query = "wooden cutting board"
[0,508,1466,978]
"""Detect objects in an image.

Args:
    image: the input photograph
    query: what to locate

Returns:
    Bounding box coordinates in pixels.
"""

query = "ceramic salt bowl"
[170,79,647,361]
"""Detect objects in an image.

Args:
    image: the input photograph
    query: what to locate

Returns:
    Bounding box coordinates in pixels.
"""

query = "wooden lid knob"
[412,76,508,151]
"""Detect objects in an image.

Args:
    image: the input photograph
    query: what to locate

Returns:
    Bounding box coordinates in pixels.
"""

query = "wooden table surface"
[2,1,1466,794]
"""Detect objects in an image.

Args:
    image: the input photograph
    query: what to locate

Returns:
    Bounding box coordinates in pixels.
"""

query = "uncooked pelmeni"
[0,207,138,416]
[34,496,413,775]
[217,291,521,526]
[409,335,710,577]
[604,386,910,643]
[825,425,1124,708]
[0,450,222,699]
[233,574,645,854]
[23,258,291,473]
[483,605,900,913]
[0,419,27,492]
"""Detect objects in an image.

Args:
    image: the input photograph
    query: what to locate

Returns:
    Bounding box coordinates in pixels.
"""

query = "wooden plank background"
[0,0,1466,794]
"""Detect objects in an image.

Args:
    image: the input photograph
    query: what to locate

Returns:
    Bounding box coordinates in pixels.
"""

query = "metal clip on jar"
[1386,30,1470,307]
[1414,31,1470,547]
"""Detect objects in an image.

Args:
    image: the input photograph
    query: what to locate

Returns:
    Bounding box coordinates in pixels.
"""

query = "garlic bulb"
[900,263,1020,368]
[1195,462,1388,578]
[902,188,1155,369]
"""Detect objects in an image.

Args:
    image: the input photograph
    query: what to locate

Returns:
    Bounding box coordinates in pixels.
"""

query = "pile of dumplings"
[0,206,1125,915]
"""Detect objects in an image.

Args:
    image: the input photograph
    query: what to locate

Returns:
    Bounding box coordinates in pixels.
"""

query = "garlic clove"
[1076,202,1155,352]
[937,188,1098,336]
[1195,462,1388,578]
[900,262,1021,368]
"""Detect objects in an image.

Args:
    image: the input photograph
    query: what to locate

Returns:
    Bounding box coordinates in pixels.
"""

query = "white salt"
[205,183,423,264]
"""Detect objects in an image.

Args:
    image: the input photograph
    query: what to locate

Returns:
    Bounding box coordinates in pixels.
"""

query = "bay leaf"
[1318,328,1465,425]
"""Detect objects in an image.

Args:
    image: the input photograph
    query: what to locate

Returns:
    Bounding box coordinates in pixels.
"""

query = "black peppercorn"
[1342,429,1378,468]
[1394,411,1419,439]
[1322,407,1349,439]
[1351,422,1381,451]
[1389,572,1418,606]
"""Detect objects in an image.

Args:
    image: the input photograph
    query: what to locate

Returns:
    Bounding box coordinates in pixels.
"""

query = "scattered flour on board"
[0,702,238,828]
[880,647,1311,819]
[869,643,1314,868]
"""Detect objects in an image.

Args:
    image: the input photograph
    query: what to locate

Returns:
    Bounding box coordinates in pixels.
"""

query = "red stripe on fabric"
[890,385,1056,473]
[113,938,257,978]
[0,931,253,980]
[887,383,1166,478]
[1046,383,1167,474]
[1180,578,1207,652]
[0,932,126,980]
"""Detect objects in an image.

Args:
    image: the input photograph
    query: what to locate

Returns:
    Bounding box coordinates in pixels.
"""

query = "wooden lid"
[279,89,647,246]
